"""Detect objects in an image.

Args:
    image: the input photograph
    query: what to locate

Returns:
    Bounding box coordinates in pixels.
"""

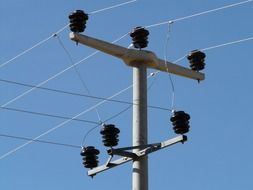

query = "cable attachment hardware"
[80,146,100,169]
[130,26,149,49]
[187,50,206,71]
[69,10,89,33]
[170,111,190,134]
[100,124,120,147]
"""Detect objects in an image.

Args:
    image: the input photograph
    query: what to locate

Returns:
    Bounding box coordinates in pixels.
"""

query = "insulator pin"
[130,26,149,49]
[69,10,88,33]
[170,111,190,134]
[187,50,206,71]
[100,124,120,147]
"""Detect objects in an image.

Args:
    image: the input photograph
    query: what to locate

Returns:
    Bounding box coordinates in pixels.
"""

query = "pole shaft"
[132,65,148,190]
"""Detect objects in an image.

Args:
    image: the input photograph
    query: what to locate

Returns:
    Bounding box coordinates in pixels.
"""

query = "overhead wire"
[1,34,252,124]
[0,96,133,150]
[81,105,132,146]
[55,34,103,123]
[1,0,252,159]
[2,31,253,159]
[0,72,158,160]
[0,76,134,160]
[0,24,69,69]
[4,30,252,150]
[163,22,176,111]
[0,31,129,109]
[0,51,96,108]
[0,78,170,111]
[201,36,253,51]
[0,103,134,149]
[0,32,129,159]
[145,0,253,28]
[0,2,134,109]
[0,32,251,127]
[0,67,157,151]
[0,0,138,69]
[0,75,156,151]
[81,66,159,146]
[89,0,138,14]
[1,106,99,125]
[2,0,251,113]
[54,34,91,94]
[0,133,81,149]
[162,35,253,66]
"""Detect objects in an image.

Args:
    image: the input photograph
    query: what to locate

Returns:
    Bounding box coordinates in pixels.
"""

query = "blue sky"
[1,0,253,189]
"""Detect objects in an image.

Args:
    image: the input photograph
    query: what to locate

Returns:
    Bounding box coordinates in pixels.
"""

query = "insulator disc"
[170,111,190,135]
[100,124,120,134]
[83,160,98,168]
[80,146,99,169]
[80,146,100,156]
[173,126,189,134]
[100,124,120,147]
[170,111,190,121]
[187,50,206,71]
[69,10,89,33]
[130,26,149,49]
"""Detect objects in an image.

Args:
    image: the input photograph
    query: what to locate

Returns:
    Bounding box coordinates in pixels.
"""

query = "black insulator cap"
[130,26,149,49]
[187,50,206,71]
[100,124,120,147]
[80,146,99,169]
[69,10,89,33]
[170,111,190,134]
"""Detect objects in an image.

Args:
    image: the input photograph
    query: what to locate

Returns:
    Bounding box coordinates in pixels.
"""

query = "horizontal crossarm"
[69,32,205,81]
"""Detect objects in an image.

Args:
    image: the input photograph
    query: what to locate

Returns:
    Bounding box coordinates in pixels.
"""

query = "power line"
[1,33,251,121]
[201,36,253,51]
[0,78,170,111]
[89,0,137,14]
[55,34,103,123]
[1,106,99,125]
[0,24,69,69]
[0,52,97,108]
[81,71,159,146]
[145,0,253,28]
[1,0,251,110]
[163,22,175,111]
[0,32,129,110]
[0,98,133,150]
[0,105,132,150]
[81,105,132,146]
[158,35,253,70]
[2,32,251,120]
[0,72,156,160]
[0,4,132,113]
[55,34,91,94]
[1,0,252,159]
[0,0,138,69]
[3,0,247,115]
[0,133,81,149]
[1,0,248,70]
[0,78,134,160]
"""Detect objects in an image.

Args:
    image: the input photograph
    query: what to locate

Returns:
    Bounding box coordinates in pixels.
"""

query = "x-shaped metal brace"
[88,135,187,177]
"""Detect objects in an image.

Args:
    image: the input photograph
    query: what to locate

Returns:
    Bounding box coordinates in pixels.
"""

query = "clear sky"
[1,0,253,190]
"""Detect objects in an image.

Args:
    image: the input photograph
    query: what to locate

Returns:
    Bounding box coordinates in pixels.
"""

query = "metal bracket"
[88,135,187,177]
[108,149,138,159]
[105,155,113,166]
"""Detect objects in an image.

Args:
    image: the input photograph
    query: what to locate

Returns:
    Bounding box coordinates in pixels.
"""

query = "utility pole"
[70,31,204,190]
[69,10,206,190]
[132,64,148,190]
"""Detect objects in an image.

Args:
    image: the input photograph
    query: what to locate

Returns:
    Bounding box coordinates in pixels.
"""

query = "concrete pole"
[132,64,148,190]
